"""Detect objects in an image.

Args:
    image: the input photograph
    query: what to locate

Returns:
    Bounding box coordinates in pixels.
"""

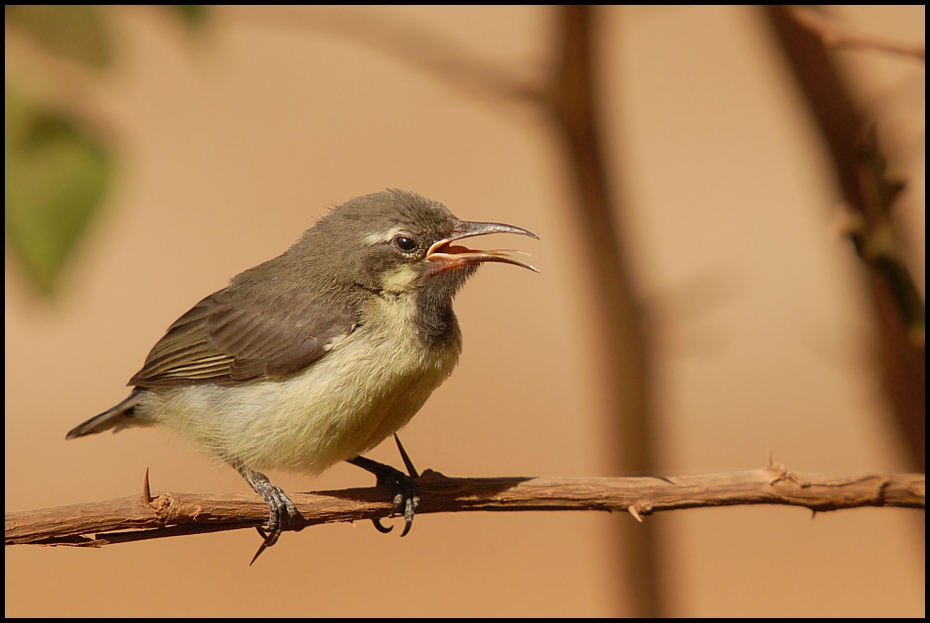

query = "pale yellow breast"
[141,290,462,475]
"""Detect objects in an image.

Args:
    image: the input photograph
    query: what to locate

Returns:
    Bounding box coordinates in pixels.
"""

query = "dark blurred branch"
[6,465,924,548]
[765,5,925,472]
[787,6,925,61]
[541,6,660,618]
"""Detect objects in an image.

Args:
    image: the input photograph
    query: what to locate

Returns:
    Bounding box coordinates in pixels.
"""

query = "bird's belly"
[145,323,460,474]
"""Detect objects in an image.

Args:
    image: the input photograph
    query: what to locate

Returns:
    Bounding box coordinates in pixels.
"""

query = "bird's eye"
[393,235,417,252]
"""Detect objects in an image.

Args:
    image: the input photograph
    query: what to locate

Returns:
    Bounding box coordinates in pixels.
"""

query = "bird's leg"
[347,435,420,537]
[234,463,300,565]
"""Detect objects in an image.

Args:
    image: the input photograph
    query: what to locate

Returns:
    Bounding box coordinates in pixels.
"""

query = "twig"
[6,465,924,548]
[787,6,925,61]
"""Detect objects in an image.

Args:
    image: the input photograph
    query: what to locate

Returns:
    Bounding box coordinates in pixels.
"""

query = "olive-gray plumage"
[66,189,536,558]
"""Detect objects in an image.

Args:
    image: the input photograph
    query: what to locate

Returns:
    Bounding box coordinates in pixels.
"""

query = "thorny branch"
[6,464,924,549]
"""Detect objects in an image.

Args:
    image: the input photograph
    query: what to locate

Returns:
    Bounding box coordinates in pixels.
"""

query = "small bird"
[66,189,537,562]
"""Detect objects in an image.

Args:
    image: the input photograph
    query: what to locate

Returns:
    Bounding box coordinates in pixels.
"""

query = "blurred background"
[5,6,924,616]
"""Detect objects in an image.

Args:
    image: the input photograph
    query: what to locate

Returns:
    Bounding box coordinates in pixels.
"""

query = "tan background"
[5,6,924,617]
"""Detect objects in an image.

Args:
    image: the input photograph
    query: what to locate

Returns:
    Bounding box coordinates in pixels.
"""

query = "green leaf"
[5,84,111,295]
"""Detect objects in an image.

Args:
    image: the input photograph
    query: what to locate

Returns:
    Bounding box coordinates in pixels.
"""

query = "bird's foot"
[235,465,301,565]
[365,463,419,537]
[348,435,420,537]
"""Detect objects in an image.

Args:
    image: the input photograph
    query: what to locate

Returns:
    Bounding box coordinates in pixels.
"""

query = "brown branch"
[6,465,924,548]
[787,6,925,61]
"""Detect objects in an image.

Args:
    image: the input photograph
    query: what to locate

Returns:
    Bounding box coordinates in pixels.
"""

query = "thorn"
[142,467,152,504]
[768,450,774,467]
[811,509,817,520]
[627,505,643,523]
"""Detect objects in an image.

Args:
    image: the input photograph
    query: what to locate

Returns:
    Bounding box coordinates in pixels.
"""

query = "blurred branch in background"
[7,465,924,549]
[543,7,660,618]
[764,6,925,473]
[785,6,925,61]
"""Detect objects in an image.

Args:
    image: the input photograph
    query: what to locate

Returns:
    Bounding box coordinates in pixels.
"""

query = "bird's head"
[303,189,537,298]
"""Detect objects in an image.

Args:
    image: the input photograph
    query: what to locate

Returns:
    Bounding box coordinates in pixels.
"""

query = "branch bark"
[7,464,924,548]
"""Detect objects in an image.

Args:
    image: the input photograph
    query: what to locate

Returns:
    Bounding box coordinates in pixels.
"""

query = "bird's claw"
[235,465,301,565]
[249,484,300,565]
[347,437,420,537]
[370,482,420,536]
[391,474,420,537]
[392,433,419,536]
[371,463,419,537]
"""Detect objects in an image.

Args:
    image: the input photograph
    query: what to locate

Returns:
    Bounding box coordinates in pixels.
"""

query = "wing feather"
[129,283,359,388]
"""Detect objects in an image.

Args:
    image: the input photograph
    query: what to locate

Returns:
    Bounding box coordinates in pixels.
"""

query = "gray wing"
[129,283,360,388]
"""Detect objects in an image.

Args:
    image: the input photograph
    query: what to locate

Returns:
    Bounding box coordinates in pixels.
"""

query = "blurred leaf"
[168,5,209,30]
[5,5,111,68]
[5,84,110,295]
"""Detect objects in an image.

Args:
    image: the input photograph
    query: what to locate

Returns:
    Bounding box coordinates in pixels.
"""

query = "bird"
[66,189,537,562]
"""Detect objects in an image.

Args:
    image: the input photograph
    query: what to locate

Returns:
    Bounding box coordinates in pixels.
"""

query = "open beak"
[426,221,538,274]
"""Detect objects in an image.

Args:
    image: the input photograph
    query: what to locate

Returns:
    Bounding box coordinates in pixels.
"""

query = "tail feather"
[66,392,144,439]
